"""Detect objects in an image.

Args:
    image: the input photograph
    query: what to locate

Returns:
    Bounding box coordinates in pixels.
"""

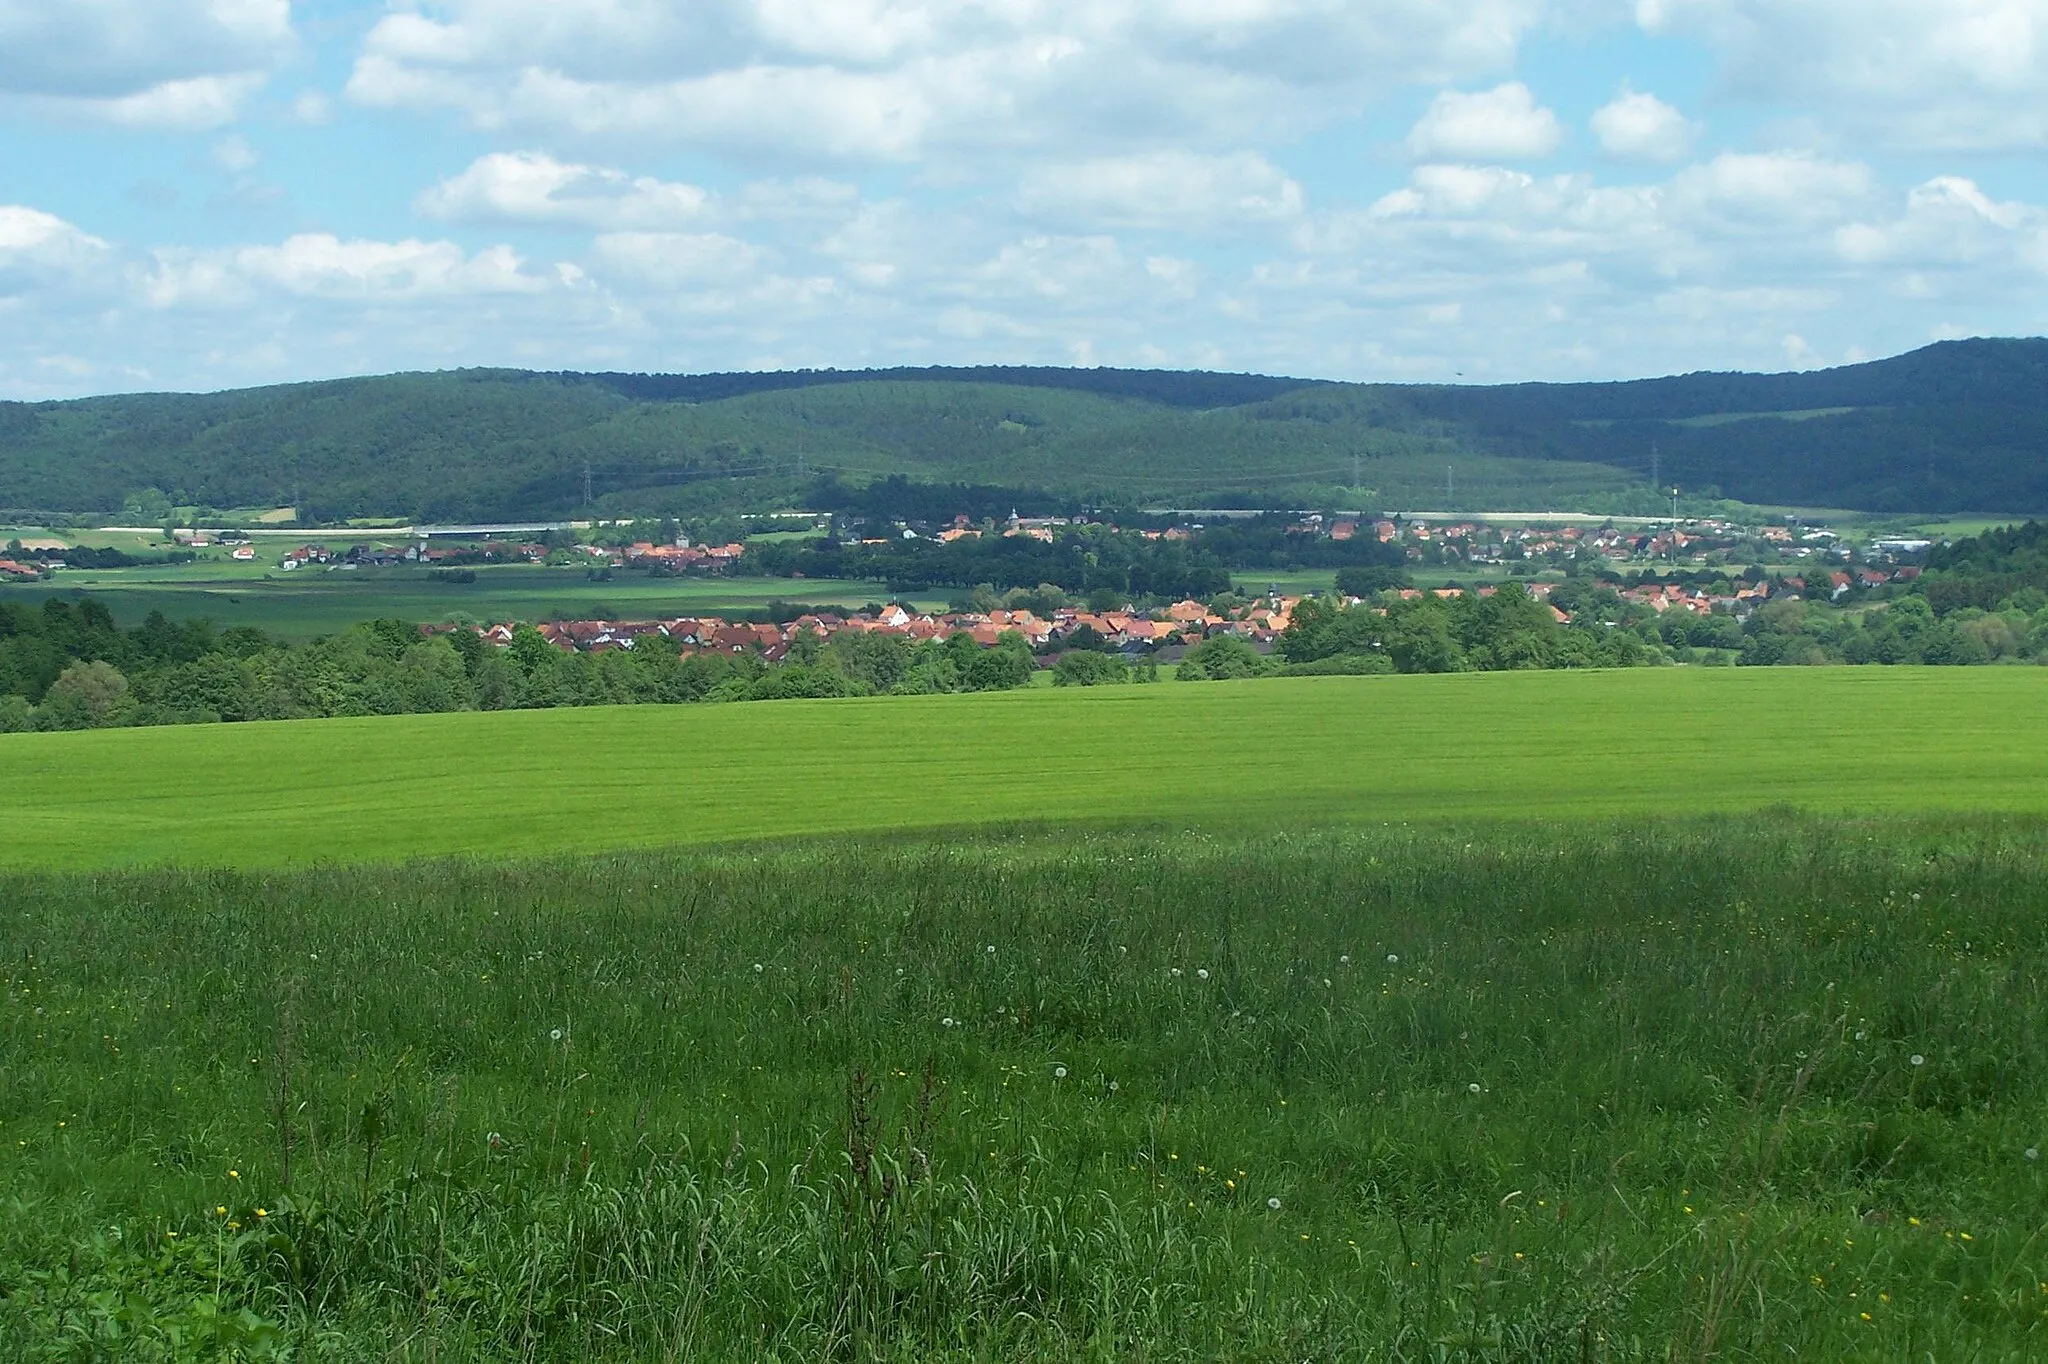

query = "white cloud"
[0,206,108,258]
[0,206,113,299]
[1017,151,1304,231]
[1406,82,1562,162]
[419,152,713,229]
[593,232,769,287]
[1637,0,2048,151]
[346,0,1550,163]
[1836,177,2048,288]
[1591,87,1693,161]
[0,1,290,129]
[213,134,260,174]
[146,235,552,308]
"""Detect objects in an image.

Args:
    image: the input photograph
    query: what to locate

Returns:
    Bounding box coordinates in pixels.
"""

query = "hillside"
[0,339,2042,520]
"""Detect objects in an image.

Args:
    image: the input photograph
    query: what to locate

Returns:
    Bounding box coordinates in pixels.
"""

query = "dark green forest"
[1,339,2043,521]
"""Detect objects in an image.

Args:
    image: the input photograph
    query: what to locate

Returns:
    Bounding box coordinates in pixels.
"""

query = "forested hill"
[1,339,2042,522]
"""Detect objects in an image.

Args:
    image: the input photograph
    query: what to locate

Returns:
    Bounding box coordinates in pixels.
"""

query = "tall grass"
[3,817,2045,1359]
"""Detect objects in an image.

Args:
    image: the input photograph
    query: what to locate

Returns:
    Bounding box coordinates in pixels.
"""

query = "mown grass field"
[4,819,2046,1359]
[4,669,2048,871]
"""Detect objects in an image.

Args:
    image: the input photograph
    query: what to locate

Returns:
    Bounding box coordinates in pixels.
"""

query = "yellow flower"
[215,1206,227,1215]
[255,1208,268,1218]
[228,1170,239,1179]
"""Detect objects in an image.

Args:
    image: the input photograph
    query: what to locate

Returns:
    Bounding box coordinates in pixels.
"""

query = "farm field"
[4,668,2048,871]
[0,567,922,639]
[4,817,2045,1358]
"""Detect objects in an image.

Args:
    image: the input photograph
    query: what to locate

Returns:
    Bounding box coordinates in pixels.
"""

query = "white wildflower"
[1910,1054,1926,1067]
[1339,955,1350,965]
[1266,1197,1282,1211]
[548,1028,563,1041]
[2026,1147,2039,1162]
[941,1017,957,1028]
[1386,954,1399,965]
[752,963,764,974]
[1196,968,1210,981]
[1053,1066,1067,1079]
[1468,1083,1482,1095]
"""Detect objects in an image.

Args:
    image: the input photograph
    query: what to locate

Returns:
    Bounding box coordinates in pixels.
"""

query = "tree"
[1176,635,1277,680]
[1052,651,1130,686]
[41,660,132,728]
[1334,565,1409,597]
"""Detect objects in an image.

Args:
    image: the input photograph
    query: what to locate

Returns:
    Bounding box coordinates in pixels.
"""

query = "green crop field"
[4,669,2048,871]
[0,567,923,639]
[7,671,2048,1359]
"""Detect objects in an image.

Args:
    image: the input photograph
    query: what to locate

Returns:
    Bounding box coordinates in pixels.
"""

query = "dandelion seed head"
[1170,967,1183,977]
[1266,1197,1282,1211]
[2027,1147,2040,1162]
[986,945,996,955]
[1196,968,1210,980]
[548,1028,563,1041]
[1054,1066,1068,1079]
[1854,1030,1868,1041]
[752,963,764,974]
[1910,1054,1926,1067]
[941,1017,956,1028]
[1468,1083,1482,1095]
[1339,955,1350,965]
[1386,954,1399,964]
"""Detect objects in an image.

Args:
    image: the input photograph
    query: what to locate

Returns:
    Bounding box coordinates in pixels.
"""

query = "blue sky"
[1,1,2044,398]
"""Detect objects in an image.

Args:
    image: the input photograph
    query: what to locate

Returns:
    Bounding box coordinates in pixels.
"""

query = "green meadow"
[6,670,2048,1359]
[5,819,2047,1360]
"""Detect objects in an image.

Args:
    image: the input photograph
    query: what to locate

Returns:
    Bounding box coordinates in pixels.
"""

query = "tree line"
[0,600,1040,733]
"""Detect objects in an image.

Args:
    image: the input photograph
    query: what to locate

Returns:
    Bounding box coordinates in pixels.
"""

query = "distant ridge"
[565,365,1319,409]
[1,338,2042,521]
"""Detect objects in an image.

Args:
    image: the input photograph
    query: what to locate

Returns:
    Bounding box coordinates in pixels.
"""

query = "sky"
[1,1,2045,399]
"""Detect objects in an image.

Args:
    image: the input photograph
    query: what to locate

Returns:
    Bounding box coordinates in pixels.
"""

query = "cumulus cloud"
[419,152,713,229]
[1837,176,2048,284]
[1591,87,1694,161]
[1405,83,1562,162]
[1017,151,1304,232]
[346,0,1550,163]
[593,232,770,288]
[146,235,551,308]
[0,0,290,129]
[0,205,109,259]
[1637,0,2048,151]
